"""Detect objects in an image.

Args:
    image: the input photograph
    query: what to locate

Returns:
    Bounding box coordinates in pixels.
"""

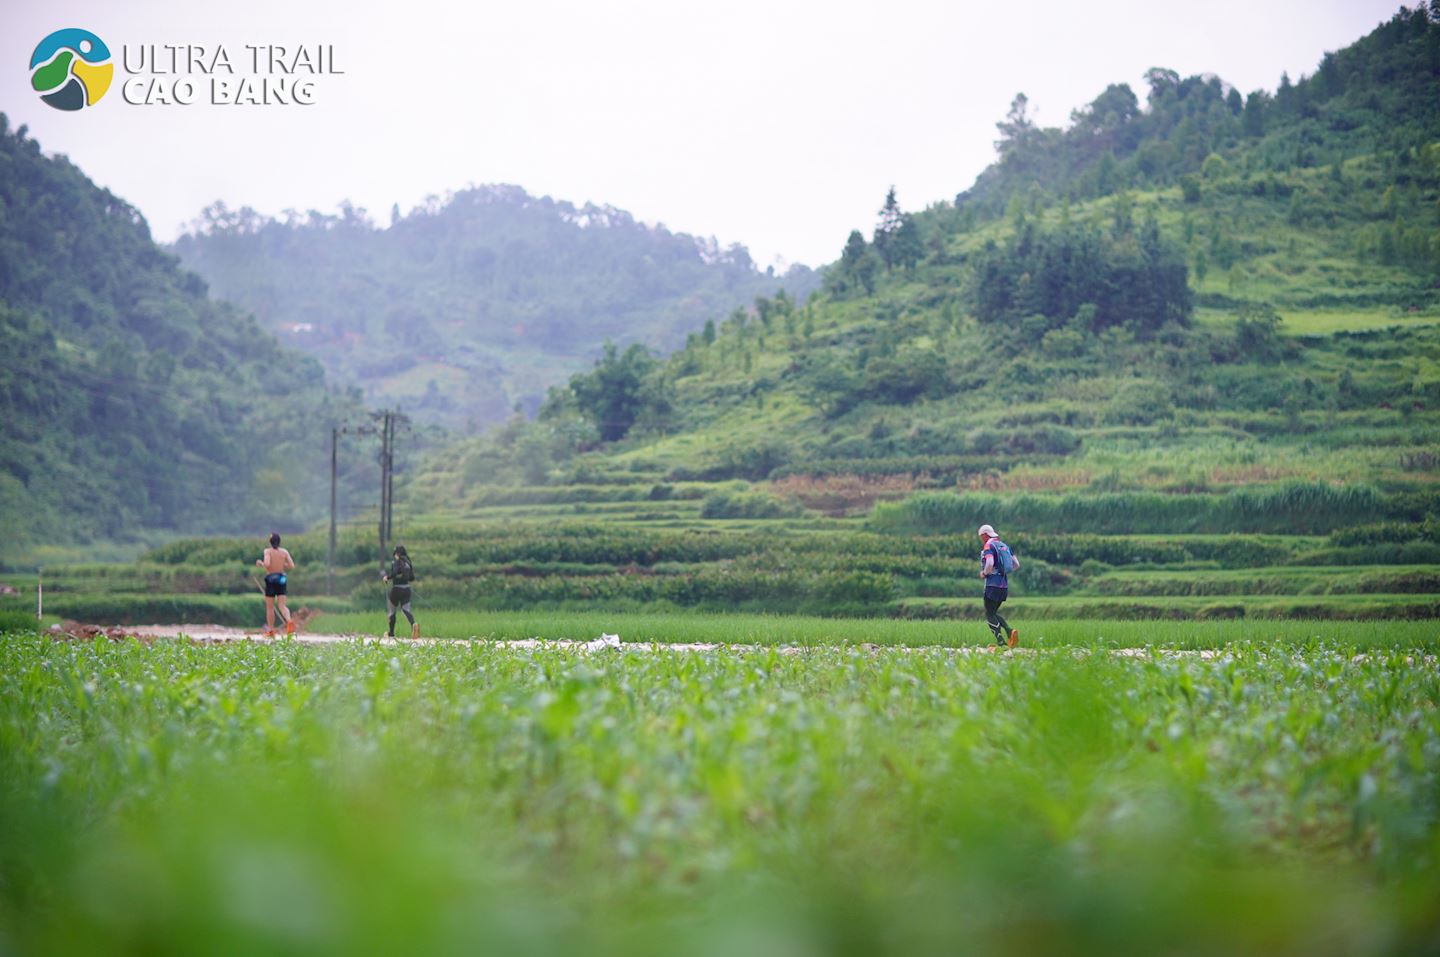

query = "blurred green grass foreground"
[1,631,1437,956]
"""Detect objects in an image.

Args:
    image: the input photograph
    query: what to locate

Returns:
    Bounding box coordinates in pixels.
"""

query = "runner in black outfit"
[383,544,419,639]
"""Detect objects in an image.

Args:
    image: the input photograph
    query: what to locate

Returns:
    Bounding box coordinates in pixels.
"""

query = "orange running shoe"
[1007,629,1019,648]
[285,618,296,636]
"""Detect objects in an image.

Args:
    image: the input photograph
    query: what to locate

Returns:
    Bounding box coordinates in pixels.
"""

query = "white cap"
[977,524,996,539]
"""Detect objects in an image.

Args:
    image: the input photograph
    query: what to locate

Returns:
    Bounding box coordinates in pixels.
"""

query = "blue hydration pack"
[990,540,1017,576]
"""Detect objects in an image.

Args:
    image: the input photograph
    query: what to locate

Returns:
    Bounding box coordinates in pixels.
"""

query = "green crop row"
[1293,541,1440,566]
[1085,567,1440,597]
[2,632,1437,955]
[461,484,709,506]
[30,571,1439,624]
[895,595,1440,621]
[870,482,1432,535]
[18,594,357,627]
[1329,518,1440,547]
[306,610,1440,650]
[768,454,1059,481]
[362,568,900,616]
[134,525,1375,573]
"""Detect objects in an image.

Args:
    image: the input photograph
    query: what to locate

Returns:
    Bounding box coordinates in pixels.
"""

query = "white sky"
[2,0,1404,268]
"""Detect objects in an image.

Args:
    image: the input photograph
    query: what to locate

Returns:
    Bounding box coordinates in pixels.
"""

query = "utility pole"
[375,408,409,570]
[328,427,338,596]
[386,437,396,543]
[385,412,395,544]
[327,421,379,595]
[378,410,393,570]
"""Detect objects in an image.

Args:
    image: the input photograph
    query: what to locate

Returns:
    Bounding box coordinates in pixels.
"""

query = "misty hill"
[409,6,1440,506]
[0,115,370,550]
[171,187,819,431]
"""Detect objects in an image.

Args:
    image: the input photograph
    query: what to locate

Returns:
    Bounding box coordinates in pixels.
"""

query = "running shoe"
[1007,629,1019,648]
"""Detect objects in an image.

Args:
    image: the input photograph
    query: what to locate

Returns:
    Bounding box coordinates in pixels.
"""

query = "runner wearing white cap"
[978,524,1019,648]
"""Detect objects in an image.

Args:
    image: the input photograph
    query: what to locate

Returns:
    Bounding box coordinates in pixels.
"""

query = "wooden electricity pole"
[376,409,409,570]
[378,410,392,569]
[327,420,379,595]
[328,427,338,596]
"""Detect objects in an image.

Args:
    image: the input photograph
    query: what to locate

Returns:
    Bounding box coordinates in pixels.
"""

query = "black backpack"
[393,557,415,585]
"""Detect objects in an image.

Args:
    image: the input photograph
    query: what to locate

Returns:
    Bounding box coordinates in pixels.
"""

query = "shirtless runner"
[255,532,296,636]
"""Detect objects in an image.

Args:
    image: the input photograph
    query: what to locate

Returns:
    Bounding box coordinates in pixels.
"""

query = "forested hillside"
[172,188,818,431]
[0,116,369,550]
[412,5,1440,502]
[962,5,1440,219]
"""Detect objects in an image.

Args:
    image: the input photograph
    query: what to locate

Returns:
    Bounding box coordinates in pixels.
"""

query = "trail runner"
[255,532,296,637]
[978,523,1019,648]
[383,544,419,639]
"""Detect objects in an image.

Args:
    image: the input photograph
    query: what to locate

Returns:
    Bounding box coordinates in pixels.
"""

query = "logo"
[30,29,113,111]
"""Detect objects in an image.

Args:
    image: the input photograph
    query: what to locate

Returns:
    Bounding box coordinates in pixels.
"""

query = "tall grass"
[871,482,1387,535]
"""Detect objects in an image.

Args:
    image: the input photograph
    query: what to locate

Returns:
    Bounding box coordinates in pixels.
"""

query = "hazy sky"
[4,0,1403,267]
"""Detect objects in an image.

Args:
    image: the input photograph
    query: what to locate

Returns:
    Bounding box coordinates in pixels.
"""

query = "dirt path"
[59,623,1232,657]
[47,624,1432,664]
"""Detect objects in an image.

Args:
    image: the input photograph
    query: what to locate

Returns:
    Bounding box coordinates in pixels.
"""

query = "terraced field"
[13,483,1437,631]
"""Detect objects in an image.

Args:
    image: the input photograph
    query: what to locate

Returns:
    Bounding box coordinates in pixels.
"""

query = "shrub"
[1196,604,1246,619]
[1008,557,1073,595]
[770,456,1058,482]
[468,485,650,506]
[767,474,920,517]
[1381,489,1440,523]
[39,594,356,627]
[1328,519,1438,547]
[1103,381,1174,426]
[700,489,801,520]
[1296,542,1440,566]
[861,350,954,403]
[452,526,758,566]
[0,609,38,632]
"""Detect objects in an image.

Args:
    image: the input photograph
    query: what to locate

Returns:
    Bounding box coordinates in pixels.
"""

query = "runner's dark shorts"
[264,572,288,597]
[983,584,1008,605]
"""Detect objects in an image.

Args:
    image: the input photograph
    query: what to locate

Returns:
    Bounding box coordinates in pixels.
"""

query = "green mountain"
[413,5,1440,503]
[170,187,818,431]
[0,116,370,551]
